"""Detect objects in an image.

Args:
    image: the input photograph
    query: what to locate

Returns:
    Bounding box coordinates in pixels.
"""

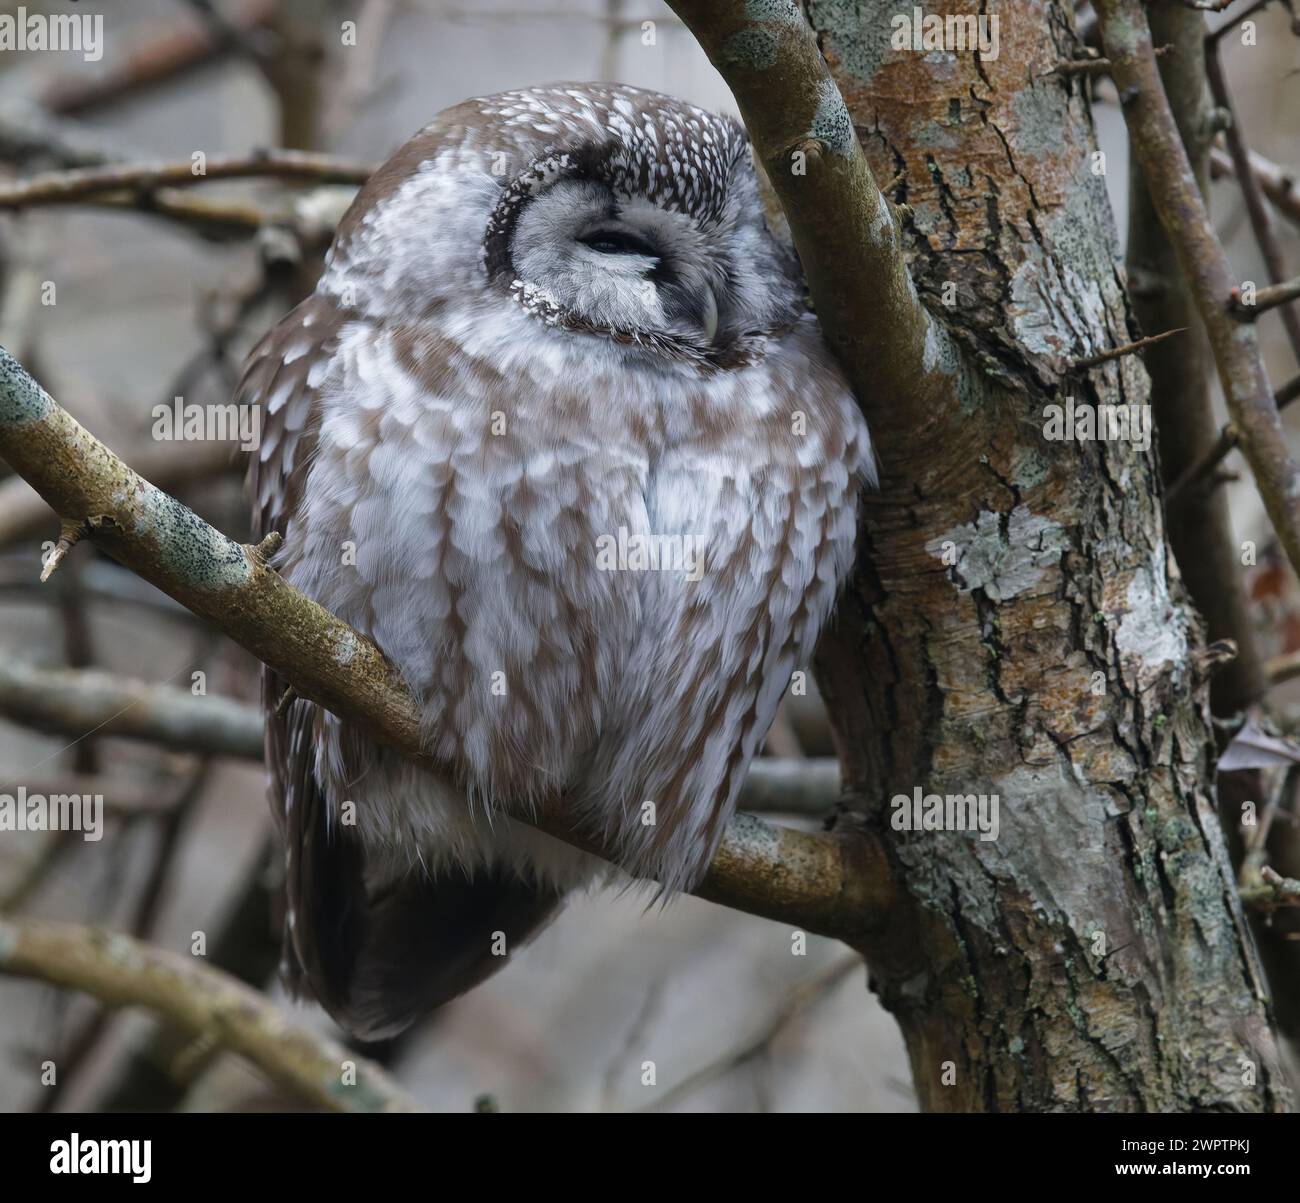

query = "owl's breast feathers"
[247,299,867,894]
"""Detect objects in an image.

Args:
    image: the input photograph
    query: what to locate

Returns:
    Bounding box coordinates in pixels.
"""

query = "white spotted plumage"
[243,84,872,1039]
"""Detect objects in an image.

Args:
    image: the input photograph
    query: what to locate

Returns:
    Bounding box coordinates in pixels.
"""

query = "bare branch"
[1068,326,1186,370]
[0,660,842,811]
[0,440,236,549]
[1097,0,1300,581]
[0,350,894,946]
[1239,865,1300,913]
[1210,145,1300,229]
[1205,42,1300,361]
[0,917,422,1112]
[1041,44,1172,76]
[1167,373,1300,506]
[662,1,965,433]
[0,661,263,762]
[0,151,375,212]
[41,0,276,116]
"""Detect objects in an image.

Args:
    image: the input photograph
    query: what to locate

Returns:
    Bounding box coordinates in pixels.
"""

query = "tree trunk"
[804,0,1290,1111]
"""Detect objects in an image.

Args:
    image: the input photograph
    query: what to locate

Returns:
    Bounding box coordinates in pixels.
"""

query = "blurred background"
[0,0,1295,1112]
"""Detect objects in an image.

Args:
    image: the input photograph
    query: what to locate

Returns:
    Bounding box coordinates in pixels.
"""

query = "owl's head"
[324,84,804,370]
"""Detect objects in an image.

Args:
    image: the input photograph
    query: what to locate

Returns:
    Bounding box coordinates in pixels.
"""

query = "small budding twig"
[39,519,83,582]
[0,917,423,1112]
[1239,866,1300,914]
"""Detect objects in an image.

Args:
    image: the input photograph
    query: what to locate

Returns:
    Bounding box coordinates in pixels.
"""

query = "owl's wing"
[241,293,342,1000]
[244,298,566,1040]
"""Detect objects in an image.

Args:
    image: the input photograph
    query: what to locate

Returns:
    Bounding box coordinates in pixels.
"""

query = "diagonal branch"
[0,917,421,1112]
[663,0,965,439]
[1208,43,1300,358]
[0,348,895,949]
[1096,0,1300,582]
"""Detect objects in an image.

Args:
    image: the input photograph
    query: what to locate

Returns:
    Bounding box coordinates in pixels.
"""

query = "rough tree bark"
[732,0,1288,1109]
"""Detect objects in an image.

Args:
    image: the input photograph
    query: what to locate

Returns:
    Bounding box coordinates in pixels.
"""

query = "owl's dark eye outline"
[578,229,660,259]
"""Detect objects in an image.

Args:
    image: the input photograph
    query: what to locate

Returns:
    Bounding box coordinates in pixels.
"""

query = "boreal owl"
[242,83,873,1040]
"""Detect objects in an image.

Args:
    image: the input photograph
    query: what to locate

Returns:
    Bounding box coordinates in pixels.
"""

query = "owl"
[242,84,873,1041]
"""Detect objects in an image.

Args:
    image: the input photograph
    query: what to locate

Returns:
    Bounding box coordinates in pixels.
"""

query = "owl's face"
[321,84,804,370]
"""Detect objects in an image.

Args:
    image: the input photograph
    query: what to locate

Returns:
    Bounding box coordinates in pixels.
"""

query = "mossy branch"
[664,0,966,438]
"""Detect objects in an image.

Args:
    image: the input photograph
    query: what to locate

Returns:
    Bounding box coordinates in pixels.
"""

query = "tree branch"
[1167,373,1300,506]
[1097,0,1300,581]
[0,348,895,948]
[1211,145,1300,230]
[0,917,421,1112]
[662,0,965,439]
[0,440,236,549]
[1125,0,1264,715]
[0,151,375,211]
[1206,39,1300,361]
[0,660,843,815]
[1231,275,1300,320]
[0,661,262,762]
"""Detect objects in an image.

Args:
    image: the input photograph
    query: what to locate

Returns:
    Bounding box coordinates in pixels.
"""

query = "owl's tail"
[291,855,563,1043]
[283,807,565,1042]
[270,687,566,1042]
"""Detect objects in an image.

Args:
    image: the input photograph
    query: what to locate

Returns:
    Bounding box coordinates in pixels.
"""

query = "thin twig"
[42,0,277,115]
[1231,275,1300,320]
[1206,0,1285,45]
[1239,865,1300,912]
[1210,146,1300,229]
[1069,326,1185,370]
[641,955,861,1111]
[1042,44,1172,75]
[1167,373,1300,505]
[0,661,264,766]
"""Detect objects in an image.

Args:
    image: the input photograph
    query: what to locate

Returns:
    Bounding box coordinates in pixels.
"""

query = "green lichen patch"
[0,345,54,427]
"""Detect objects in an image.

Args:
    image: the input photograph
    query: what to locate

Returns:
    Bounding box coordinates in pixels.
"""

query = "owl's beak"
[701,285,719,346]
